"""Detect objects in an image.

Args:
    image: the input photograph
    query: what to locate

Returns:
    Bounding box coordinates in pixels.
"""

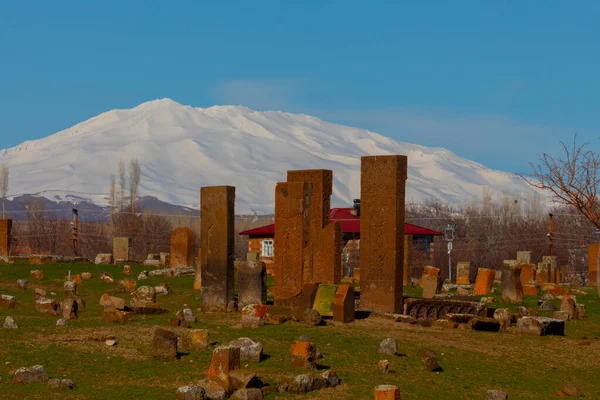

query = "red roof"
[239,208,442,236]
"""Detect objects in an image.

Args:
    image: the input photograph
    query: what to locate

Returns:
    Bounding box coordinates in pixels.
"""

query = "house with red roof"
[239,206,441,279]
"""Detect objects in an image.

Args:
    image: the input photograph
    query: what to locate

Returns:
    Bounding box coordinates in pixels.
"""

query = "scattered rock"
[557,383,581,397]
[123,265,132,275]
[3,315,18,329]
[303,309,323,326]
[229,337,263,362]
[30,270,44,280]
[541,293,555,301]
[17,279,27,290]
[60,298,78,320]
[227,300,238,313]
[182,307,196,323]
[378,338,398,356]
[35,298,59,315]
[176,385,206,400]
[137,271,148,281]
[290,340,317,370]
[155,283,170,295]
[516,306,529,317]
[56,319,68,326]
[13,365,48,384]
[374,385,400,399]
[105,339,118,346]
[183,329,210,351]
[420,348,442,372]
[480,297,495,303]
[229,370,259,390]
[197,379,227,400]
[486,389,508,400]
[552,311,570,321]
[48,378,76,390]
[241,304,267,327]
[101,275,114,284]
[231,388,263,399]
[516,316,565,336]
[116,279,136,293]
[95,253,113,265]
[131,286,157,308]
[81,272,92,280]
[0,294,16,309]
[538,301,556,312]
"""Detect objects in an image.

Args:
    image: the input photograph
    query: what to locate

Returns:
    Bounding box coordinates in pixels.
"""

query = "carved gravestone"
[517,251,532,264]
[360,155,407,314]
[113,237,131,262]
[170,227,196,268]
[287,170,342,285]
[0,219,12,259]
[237,261,267,308]
[273,181,311,307]
[587,243,599,287]
[501,261,523,304]
[456,262,470,285]
[200,186,235,312]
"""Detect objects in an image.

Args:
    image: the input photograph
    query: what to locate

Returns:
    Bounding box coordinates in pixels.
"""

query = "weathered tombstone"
[333,284,355,323]
[170,227,196,268]
[30,270,44,280]
[312,284,338,317]
[0,294,16,309]
[516,316,564,336]
[0,219,12,259]
[517,251,532,264]
[199,186,235,312]
[208,346,241,392]
[543,256,558,284]
[501,261,523,303]
[290,340,317,370]
[374,384,400,399]
[229,337,263,363]
[360,155,407,314]
[95,253,113,265]
[421,273,442,299]
[113,237,131,263]
[474,268,496,295]
[456,262,470,285]
[288,169,342,285]
[130,286,157,308]
[520,264,536,285]
[182,329,210,351]
[273,181,311,307]
[153,328,178,361]
[420,266,440,288]
[237,261,266,308]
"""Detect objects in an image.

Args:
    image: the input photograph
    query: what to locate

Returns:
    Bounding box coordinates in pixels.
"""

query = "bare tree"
[129,158,141,213]
[521,136,600,229]
[109,174,116,222]
[118,160,126,212]
[0,164,8,219]
[520,135,600,293]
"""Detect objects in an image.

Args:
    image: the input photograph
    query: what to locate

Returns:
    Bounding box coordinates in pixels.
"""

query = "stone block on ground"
[183,329,210,351]
[290,340,317,370]
[378,338,398,356]
[116,279,136,293]
[123,265,132,275]
[456,262,470,285]
[517,316,565,336]
[35,298,59,315]
[17,279,27,290]
[60,299,78,320]
[13,365,48,384]
[229,337,263,363]
[176,385,206,400]
[95,253,113,265]
[81,272,92,280]
[333,283,355,323]
[237,261,267,307]
[501,262,523,303]
[559,295,577,319]
[538,301,556,312]
[30,270,44,280]
[231,388,263,400]
[99,293,125,310]
[48,378,76,390]
[374,384,400,400]
[153,328,178,361]
[486,390,508,400]
[522,284,538,296]
[240,304,268,328]
[130,286,157,308]
[377,360,390,374]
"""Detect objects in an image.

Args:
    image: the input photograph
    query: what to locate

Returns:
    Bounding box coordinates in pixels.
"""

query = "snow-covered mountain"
[0,98,537,214]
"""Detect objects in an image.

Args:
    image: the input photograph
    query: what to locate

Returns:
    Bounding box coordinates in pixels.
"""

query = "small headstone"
[374,385,400,399]
[95,253,113,265]
[474,268,496,295]
[290,340,317,370]
[207,345,241,392]
[559,295,577,319]
[60,299,78,320]
[130,286,157,308]
[56,319,68,326]
[3,315,18,329]
[237,261,267,308]
[152,328,178,361]
[182,307,196,323]
[159,252,170,266]
[501,262,523,304]
[378,338,398,356]
[17,279,27,290]
[377,360,390,374]
[155,283,170,295]
[13,365,48,384]
[123,265,132,275]
[229,337,263,363]
[137,271,148,281]
[333,284,355,323]
[516,316,565,336]
[35,298,59,315]
[116,279,136,293]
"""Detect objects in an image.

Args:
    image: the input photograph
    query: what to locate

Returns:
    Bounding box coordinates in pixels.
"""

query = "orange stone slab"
[207,345,240,392]
[170,227,195,268]
[333,283,355,323]
[374,384,401,400]
[456,262,470,285]
[474,268,496,295]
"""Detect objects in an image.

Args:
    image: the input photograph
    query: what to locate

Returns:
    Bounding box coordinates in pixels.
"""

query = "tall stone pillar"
[360,155,407,314]
[200,186,235,311]
[0,219,12,259]
[273,181,311,307]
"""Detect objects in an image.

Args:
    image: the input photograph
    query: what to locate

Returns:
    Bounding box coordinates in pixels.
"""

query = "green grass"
[1,261,600,399]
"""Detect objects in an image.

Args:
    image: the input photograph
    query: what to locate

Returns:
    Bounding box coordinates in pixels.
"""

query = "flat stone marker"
[456,262,470,285]
[113,237,131,262]
[237,261,266,308]
[170,227,195,268]
[333,284,355,323]
[312,284,338,317]
[474,268,495,295]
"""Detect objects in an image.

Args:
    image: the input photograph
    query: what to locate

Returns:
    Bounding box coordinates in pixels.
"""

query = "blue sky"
[0,1,598,173]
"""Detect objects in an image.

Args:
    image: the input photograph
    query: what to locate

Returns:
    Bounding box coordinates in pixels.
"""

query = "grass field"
[1,261,599,400]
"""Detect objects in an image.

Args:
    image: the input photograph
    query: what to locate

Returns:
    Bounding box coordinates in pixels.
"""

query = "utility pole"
[72,209,79,256]
[444,224,457,281]
[548,213,554,257]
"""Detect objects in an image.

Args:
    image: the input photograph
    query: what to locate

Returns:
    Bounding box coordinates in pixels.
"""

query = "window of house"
[262,240,274,257]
